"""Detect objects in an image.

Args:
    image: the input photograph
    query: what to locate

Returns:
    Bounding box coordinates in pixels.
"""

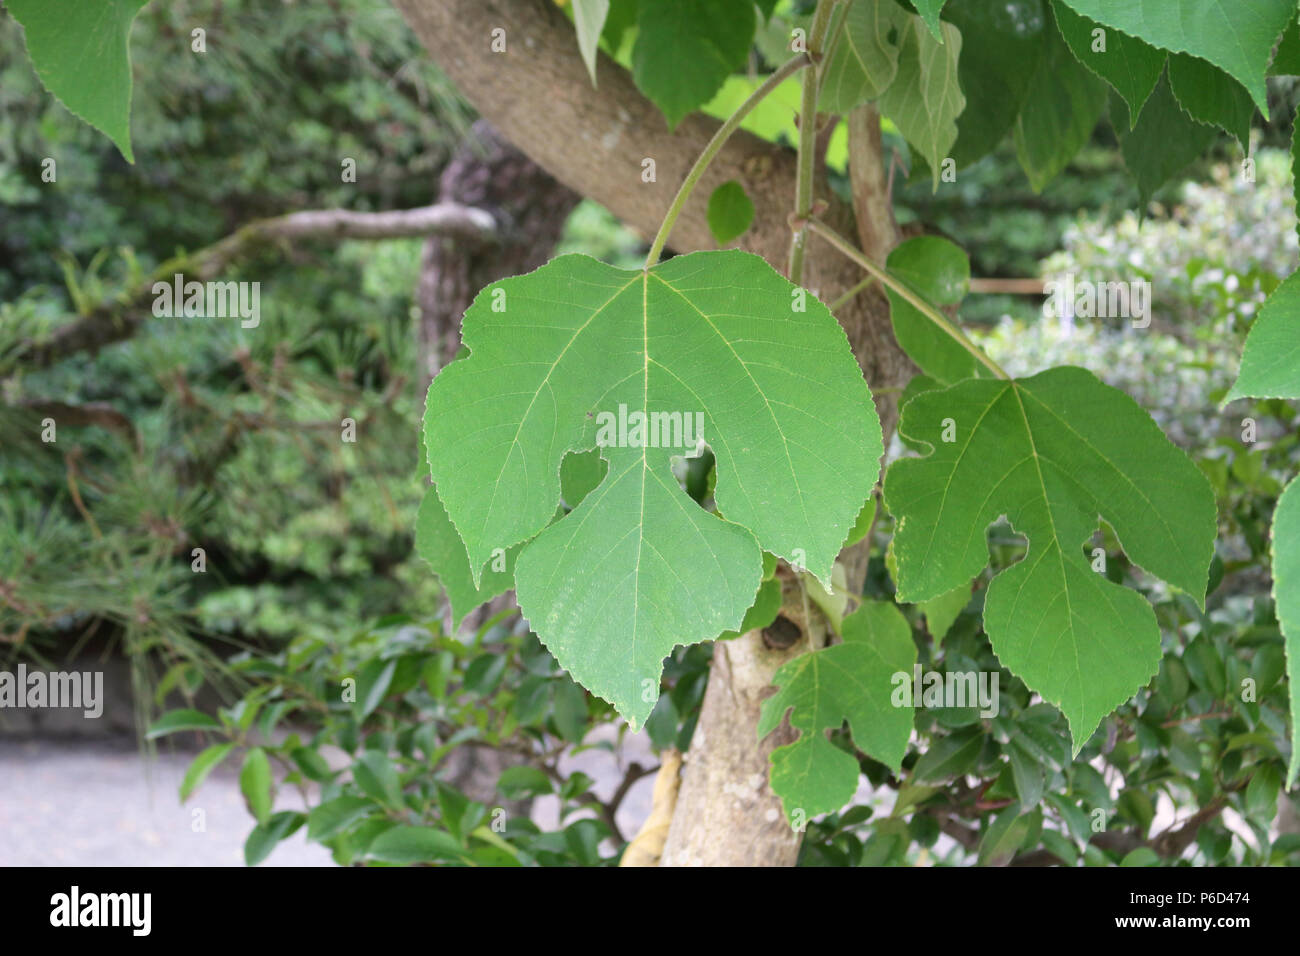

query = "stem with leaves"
[643,53,811,269]
[806,218,1010,380]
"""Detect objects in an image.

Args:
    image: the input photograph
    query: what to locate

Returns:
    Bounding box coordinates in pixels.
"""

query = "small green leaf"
[7,0,150,162]
[290,747,335,783]
[367,826,466,865]
[496,765,554,798]
[885,235,981,385]
[180,743,235,802]
[239,748,273,825]
[912,727,983,783]
[759,601,917,820]
[352,751,402,807]
[706,180,755,245]
[307,796,377,841]
[244,811,305,867]
[353,657,396,721]
[145,709,222,739]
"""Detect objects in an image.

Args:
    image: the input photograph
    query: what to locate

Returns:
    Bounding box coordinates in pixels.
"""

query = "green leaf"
[919,582,969,641]
[239,748,273,825]
[180,743,235,802]
[912,727,983,783]
[1117,73,1218,207]
[943,0,1047,168]
[758,602,917,820]
[572,0,610,86]
[352,751,402,807]
[1014,5,1108,191]
[1008,742,1046,807]
[879,16,966,190]
[1271,14,1300,75]
[1271,476,1300,789]
[1052,0,1165,122]
[414,485,518,630]
[912,0,951,41]
[367,826,466,865]
[423,251,882,728]
[885,235,981,385]
[884,367,1216,748]
[1227,269,1300,401]
[244,811,305,867]
[1167,53,1255,146]
[497,765,554,798]
[353,657,396,721]
[6,0,150,163]
[632,0,755,128]
[818,0,909,112]
[719,575,783,640]
[307,796,377,841]
[1056,0,1295,113]
[706,180,755,245]
[145,708,222,739]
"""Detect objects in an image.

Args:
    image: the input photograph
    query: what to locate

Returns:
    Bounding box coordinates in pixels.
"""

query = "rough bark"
[392,0,911,866]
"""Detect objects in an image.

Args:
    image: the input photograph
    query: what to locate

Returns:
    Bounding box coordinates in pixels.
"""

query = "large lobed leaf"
[423,251,882,727]
[885,367,1216,748]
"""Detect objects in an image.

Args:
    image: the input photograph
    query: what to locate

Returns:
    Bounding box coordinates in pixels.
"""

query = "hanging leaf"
[6,0,151,162]
[818,0,909,112]
[572,0,611,86]
[884,367,1216,748]
[1056,0,1295,113]
[1227,269,1300,401]
[1052,0,1165,123]
[879,15,965,190]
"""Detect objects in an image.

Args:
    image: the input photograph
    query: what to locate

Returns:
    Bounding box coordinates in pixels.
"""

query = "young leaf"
[1014,4,1108,192]
[706,180,755,245]
[818,0,909,113]
[632,0,755,129]
[180,743,236,802]
[879,16,965,190]
[1271,477,1300,789]
[1052,0,1165,123]
[1055,0,1295,113]
[884,367,1216,749]
[6,0,150,162]
[423,251,883,727]
[1226,269,1300,401]
[572,0,611,86]
[758,602,917,821]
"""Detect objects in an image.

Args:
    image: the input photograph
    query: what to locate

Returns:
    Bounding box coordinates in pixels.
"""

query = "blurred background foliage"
[1,0,1297,866]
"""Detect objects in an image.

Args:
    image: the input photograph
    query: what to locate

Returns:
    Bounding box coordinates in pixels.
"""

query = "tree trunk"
[393,0,911,865]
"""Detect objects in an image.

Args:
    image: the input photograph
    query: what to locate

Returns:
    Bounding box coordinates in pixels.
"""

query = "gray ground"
[0,730,655,867]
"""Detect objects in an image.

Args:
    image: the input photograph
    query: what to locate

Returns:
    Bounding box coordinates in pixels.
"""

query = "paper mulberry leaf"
[818,0,909,113]
[1052,0,1165,123]
[414,486,519,631]
[1227,269,1300,401]
[7,0,150,162]
[1056,0,1295,113]
[423,251,882,727]
[879,15,965,190]
[884,367,1216,749]
[758,602,917,821]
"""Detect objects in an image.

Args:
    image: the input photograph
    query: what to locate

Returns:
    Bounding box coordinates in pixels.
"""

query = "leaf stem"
[828,274,877,312]
[788,0,840,284]
[805,218,1010,380]
[644,54,811,269]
